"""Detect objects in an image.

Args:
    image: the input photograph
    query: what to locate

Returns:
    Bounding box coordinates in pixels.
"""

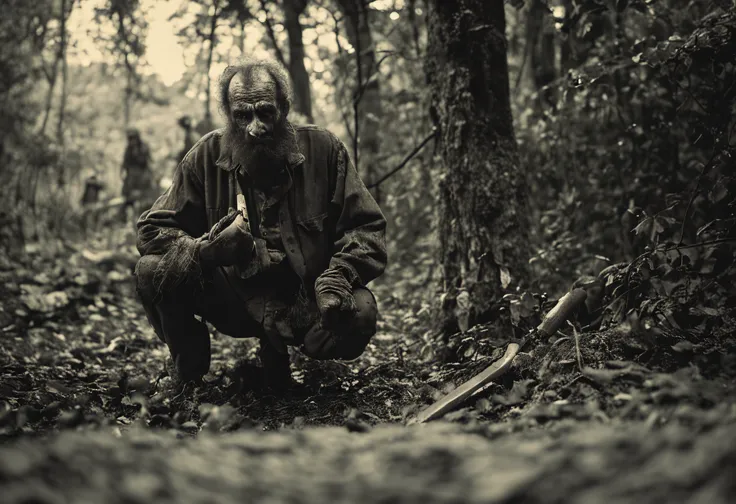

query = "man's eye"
[234,110,252,121]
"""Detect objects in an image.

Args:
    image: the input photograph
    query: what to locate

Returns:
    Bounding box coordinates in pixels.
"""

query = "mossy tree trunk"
[426,0,530,335]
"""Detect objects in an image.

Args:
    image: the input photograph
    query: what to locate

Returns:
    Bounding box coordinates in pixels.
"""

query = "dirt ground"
[1,232,736,503]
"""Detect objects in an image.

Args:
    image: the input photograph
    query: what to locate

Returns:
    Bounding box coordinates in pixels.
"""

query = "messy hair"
[218,57,293,119]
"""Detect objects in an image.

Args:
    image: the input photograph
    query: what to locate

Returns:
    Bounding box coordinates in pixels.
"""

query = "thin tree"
[94,0,148,127]
[38,0,75,136]
[335,0,383,202]
[173,0,237,132]
[202,0,223,128]
[56,0,70,148]
[259,0,314,123]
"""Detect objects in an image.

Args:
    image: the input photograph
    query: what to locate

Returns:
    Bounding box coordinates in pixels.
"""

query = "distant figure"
[80,172,105,238]
[176,115,196,165]
[81,172,104,208]
[121,128,154,221]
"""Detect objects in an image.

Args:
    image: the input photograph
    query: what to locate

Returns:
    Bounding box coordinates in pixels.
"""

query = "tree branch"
[367,128,436,189]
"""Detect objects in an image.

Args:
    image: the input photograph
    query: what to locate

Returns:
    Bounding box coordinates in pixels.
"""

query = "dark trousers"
[134,255,377,378]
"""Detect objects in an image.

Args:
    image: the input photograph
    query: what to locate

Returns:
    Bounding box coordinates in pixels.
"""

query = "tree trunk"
[40,52,61,135]
[337,0,382,203]
[55,0,70,188]
[123,54,133,127]
[426,0,529,335]
[55,0,69,147]
[204,2,220,128]
[239,19,246,55]
[283,0,314,123]
[114,6,134,128]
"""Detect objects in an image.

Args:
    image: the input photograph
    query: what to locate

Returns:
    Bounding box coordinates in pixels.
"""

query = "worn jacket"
[136,125,387,292]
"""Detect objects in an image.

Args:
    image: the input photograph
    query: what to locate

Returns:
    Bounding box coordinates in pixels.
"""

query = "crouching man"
[134,58,387,390]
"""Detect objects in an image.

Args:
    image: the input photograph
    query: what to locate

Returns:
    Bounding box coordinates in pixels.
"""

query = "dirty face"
[226,67,295,180]
[227,69,283,145]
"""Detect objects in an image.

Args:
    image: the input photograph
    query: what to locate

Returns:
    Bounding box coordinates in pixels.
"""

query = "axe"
[408,288,588,425]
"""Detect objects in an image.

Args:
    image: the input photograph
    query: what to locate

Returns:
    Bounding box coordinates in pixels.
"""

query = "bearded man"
[134,58,387,390]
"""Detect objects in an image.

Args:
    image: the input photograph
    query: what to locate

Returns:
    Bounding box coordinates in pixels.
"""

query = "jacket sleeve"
[136,151,209,257]
[135,146,212,297]
[327,140,387,287]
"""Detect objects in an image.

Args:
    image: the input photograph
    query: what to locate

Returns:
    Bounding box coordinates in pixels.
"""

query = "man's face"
[227,69,282,145]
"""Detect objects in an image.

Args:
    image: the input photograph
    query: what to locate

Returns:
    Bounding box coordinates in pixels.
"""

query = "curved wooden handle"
[408,342,521,425]
[536,288,587,337]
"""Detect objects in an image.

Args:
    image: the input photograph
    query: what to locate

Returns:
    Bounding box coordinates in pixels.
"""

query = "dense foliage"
[516,2,736,347]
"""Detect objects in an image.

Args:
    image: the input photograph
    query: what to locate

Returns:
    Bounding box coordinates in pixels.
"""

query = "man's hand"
[199,212,255,267]
[314,269,356,331]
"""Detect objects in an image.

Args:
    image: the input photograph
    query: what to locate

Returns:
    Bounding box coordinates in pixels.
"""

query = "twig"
[678,145,717,244]
[666,237,736,251]
[367,129,436,189]
[568,320,583,372]
[352,52,395,107]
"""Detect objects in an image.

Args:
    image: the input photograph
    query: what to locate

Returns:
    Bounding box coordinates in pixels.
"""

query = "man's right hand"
[199,213,255,267]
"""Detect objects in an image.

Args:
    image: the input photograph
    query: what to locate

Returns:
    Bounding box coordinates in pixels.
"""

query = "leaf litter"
[0,233,735,502]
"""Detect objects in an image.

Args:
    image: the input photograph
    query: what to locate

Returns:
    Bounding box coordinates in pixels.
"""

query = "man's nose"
[248,123,268,138]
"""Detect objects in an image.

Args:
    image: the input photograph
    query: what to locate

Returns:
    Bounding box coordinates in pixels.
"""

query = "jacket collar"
[215,125,305,172]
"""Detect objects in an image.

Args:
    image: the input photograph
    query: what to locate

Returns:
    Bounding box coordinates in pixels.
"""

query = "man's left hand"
[316,290,356,330]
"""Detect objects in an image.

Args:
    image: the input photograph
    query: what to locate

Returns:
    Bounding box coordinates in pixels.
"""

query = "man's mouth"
[247,133,272,144]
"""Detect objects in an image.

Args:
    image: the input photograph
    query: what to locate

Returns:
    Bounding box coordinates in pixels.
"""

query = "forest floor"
[1,228,736,503]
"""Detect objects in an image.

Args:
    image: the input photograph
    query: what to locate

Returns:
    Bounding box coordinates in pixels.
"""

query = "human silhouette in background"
[79,171,105,238]
[121,128,154,224]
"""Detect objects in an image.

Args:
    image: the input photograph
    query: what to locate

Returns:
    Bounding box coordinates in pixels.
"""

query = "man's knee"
[334,287,378,360]
[352,288,377,335]
[134,255,162,305]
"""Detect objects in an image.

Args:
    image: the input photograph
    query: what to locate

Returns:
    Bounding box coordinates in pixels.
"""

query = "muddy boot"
[168,317,211,383]
[258,339,293,393]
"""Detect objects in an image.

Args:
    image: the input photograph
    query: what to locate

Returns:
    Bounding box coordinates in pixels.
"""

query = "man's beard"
[225,120,296,184]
